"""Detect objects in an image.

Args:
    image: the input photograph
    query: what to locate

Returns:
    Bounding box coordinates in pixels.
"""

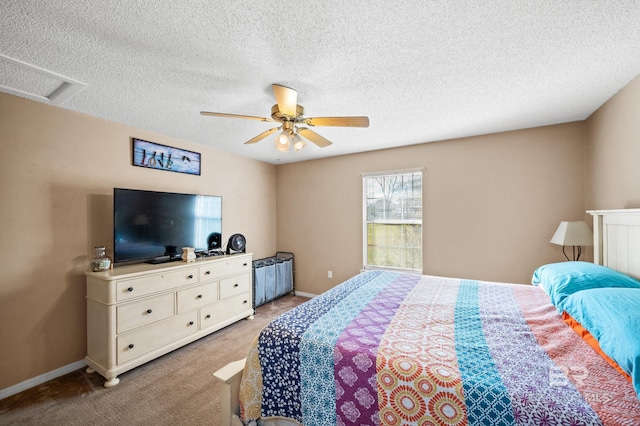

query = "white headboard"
[588,209,640,279]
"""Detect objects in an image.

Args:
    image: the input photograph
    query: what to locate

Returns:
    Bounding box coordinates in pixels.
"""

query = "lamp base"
[562,245,582,261]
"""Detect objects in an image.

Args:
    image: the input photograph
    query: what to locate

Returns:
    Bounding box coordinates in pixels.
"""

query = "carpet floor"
[0,294,308,426]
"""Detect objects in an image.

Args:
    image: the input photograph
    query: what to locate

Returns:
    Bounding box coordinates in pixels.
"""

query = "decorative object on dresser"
[182,247,196,262]
[550,220,593,260]
[85,253,253,387]
[90,246,112,272]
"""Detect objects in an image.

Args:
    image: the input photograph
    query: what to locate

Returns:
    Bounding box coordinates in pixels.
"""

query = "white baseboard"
[0,359,86,400]
[293,290,317,299]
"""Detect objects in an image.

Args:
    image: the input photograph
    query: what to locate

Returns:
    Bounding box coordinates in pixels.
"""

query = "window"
[363,170,422,272]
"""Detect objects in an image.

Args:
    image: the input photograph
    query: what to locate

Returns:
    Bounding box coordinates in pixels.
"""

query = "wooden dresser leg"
[104,377,120,388]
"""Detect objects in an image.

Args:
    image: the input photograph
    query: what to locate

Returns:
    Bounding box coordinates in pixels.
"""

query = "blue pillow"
[531,261,640,310]
[562,287,640,399]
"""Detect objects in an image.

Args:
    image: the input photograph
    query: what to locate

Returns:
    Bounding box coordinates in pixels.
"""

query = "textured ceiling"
[2,1,640,164]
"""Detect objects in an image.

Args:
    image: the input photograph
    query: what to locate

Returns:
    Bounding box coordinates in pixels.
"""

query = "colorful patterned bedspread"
[239,271,640,425]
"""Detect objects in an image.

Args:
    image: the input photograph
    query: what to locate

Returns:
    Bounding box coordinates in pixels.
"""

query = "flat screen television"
[113,188,222,264]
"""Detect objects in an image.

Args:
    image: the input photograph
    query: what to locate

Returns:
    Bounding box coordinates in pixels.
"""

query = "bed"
[214,209,640,425]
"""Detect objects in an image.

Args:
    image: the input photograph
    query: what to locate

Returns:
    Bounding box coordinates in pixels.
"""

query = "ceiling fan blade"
[200,111,274,122]
[304,116,370,127]
[297,127,333,148]
[244,127,279,144]
[272,84,297,117]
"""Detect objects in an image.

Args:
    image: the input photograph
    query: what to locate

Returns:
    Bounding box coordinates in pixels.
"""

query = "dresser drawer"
[199,256,251,281]
[177,282,218,314]
[117,293,175,333]
[200,292,252,329]
[117,311,198,364]
[219,273,251,300]
[115,268,198,302]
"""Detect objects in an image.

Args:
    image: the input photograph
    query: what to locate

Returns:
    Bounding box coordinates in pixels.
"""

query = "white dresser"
[84,253,253,387]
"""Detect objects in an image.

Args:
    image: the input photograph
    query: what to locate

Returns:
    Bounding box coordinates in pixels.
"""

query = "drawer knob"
[188,321,194,326]
[205,314,211,319]
[205,271,211,275]
[243,263,248,267]
[146,309,152,314]
[187,274,194,279]
[127,287,134,292]
[243,300,248,304]
[128,344,134,349]
[233,283,239,288]
[197,294,203,299]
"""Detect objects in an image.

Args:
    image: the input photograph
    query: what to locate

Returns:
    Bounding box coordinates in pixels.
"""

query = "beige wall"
[0,92,277,390]
[277,123,587,294]
[7,68,639,391]
[585,74,640,210]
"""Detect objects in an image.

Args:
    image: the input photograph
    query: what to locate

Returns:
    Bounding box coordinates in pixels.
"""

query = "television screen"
[113,188,222,264]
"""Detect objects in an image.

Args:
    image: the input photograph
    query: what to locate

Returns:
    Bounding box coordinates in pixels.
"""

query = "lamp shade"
[550,221,593,247]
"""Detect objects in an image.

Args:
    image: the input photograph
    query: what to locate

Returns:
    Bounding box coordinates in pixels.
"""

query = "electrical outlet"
[328,270,333,279]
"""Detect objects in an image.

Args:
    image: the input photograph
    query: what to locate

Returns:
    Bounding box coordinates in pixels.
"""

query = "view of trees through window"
[364,171,422,271]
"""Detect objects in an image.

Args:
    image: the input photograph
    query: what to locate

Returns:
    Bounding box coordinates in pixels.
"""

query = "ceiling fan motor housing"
[271,104,305,122]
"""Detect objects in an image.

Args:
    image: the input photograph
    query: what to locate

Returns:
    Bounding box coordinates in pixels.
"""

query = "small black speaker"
[207,232,222,250]
[226,234,246,254]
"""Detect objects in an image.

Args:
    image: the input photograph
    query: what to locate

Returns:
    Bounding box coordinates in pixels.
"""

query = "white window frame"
[362,168,423,274]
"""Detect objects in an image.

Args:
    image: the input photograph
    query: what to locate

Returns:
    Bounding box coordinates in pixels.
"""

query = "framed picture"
[132,138,201,175]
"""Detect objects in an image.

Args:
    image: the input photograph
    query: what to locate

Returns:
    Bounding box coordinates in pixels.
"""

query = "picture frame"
[132,138,201,176]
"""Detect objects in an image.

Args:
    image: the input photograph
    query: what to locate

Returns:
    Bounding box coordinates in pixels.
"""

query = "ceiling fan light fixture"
[293,133,305,151]
[277,129,291,145]
[276,130,291,152]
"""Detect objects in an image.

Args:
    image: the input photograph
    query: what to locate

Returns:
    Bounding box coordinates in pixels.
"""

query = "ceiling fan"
[200,84,369,152]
